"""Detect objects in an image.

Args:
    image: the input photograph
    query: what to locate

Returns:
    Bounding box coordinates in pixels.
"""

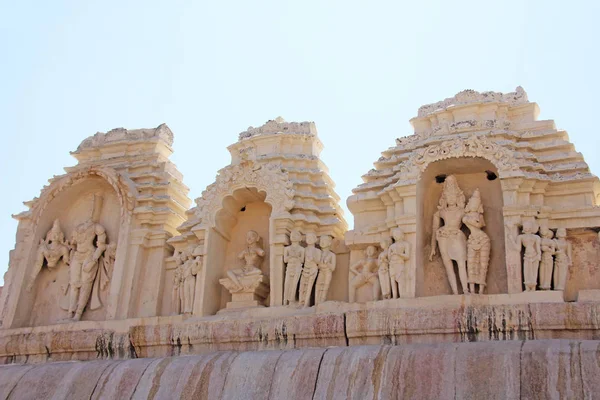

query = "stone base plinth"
[577,289,600,302]
[219,274,269,310]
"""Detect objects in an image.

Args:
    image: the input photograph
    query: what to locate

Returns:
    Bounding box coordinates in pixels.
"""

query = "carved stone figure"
[511,220,541,292]
[181,254,202,314]
[350,245,380,303]
[27,219,71,292]
[539,228,557,290]
[377,238,392,300]
[462,189,490,294]
[283,229,305,305]
[315,235,336,305]
[226,230,265,291]
[65,194,111,321]
[553,228,572,291]
[389,229,411,298]
[299,233,322,307]
[429,175,469,295]
[172,250,187,315]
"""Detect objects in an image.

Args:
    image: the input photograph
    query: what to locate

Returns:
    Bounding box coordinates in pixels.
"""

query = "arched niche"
[207,187,273,311]
[18,176,122,327]
[416,157,507,296]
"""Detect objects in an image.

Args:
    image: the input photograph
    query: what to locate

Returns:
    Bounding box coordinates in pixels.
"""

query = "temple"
[1,88,600,398]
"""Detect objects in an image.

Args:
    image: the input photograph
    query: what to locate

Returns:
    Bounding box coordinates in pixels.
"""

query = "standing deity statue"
[349,245,380,303]
[227,230,265,291]
[27,219,71,292]
[283,229,305,305]
[172,250,187,315]
[553,228,572,290]
[315,235,336,305]
[539,228,557,290]
[377,238,392,300]
[511,220,541,292]
[462,189,491,294]
[299,233,322,307]
[429,175,469,295]
[65,194,111,321]
[181,253,202,314]
[389,229,411,298]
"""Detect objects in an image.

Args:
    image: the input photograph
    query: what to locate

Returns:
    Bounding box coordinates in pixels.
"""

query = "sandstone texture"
[1,340,599,399]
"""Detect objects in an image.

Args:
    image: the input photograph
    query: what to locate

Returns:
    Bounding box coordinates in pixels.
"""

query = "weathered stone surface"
[1,340,596,399]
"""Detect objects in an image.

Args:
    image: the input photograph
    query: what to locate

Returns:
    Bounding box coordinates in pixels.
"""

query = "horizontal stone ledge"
[1,340,599,399]
[0,299,599,364]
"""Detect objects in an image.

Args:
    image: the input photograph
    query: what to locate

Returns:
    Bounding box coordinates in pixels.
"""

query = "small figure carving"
[315,235,336,305]
[27,219,70,292]
[429,175,469,294]
[553,228,572,290]
[377,238,392,300]
[65,194,110,321]
[462,189,490,294]
[227,230,265,291]
[181,254,202,314]
[283,229,305,305]
[299,233,322,307]
[389,229,412,298]
[539,228,557,290]
[349,245,380,303]
[511,220,541,292]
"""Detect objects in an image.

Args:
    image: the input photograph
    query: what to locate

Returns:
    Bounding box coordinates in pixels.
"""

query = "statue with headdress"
[429,175,469,294]
[462,189,490,294]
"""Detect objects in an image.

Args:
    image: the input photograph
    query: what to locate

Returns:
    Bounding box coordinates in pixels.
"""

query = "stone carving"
[390,136,521,187]
[299,233,322,307]
[389,229,412,298]
[177,252,202,315]
[315,235,336,305]
[283,229,305,305]
[227,230,265,290]
[27,220,70,292]
[417,86,528,118]
[77,124,174,150]
[553,228,572,291]
[219,230,269,309]
[63,194,112,321]
[463,189,490,294]
[377,238,392,300]
[194,161,295,228]
[539,228,557,290]
[350,246,380,302]
[430,175,469,295]
[171,251,187,315]
[238,117,317,140]
[510,220,541,292]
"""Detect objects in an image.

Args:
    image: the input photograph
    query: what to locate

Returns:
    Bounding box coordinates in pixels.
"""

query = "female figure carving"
[389,229,411,298]
[299,233,322,307]
[462,189,490,294]
[349,245,380,302]
[553,228,572,290]
[511,220,541,292]
[377,238,392,300]
[283,229,305,305]
[315,235,336,305]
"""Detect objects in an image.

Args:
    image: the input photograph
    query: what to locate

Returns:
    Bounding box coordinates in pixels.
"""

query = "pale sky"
[1,1,599,285]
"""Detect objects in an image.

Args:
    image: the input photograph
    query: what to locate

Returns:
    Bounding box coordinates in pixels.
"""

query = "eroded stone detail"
[27,220,70,292]
[463,189,491,294]
[389,229,411,298]
[283,229,305,305]
[315,235,336,305]
[350,246,380,302]
[299,233,321,308]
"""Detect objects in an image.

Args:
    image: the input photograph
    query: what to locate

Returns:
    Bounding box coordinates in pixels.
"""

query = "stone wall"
[1,340,598,399]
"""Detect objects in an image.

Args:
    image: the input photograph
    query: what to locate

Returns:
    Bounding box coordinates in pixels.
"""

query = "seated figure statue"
[226,230,265,291]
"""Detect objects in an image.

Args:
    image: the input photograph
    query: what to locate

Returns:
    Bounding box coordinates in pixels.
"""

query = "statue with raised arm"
[65,194,110,321]
[539,228,557,290]
[463,189,490,294]
[511,220,541,292]
[377,238,392,300]
[27,219,70,292]
[349,245,380,302]
[226,230,265,291]
[553,228,572,290]
[315,235,336,305]
[429,175,469,294]
[283,229,305,305]
[389,228,411,298]
[299,233,322,307]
